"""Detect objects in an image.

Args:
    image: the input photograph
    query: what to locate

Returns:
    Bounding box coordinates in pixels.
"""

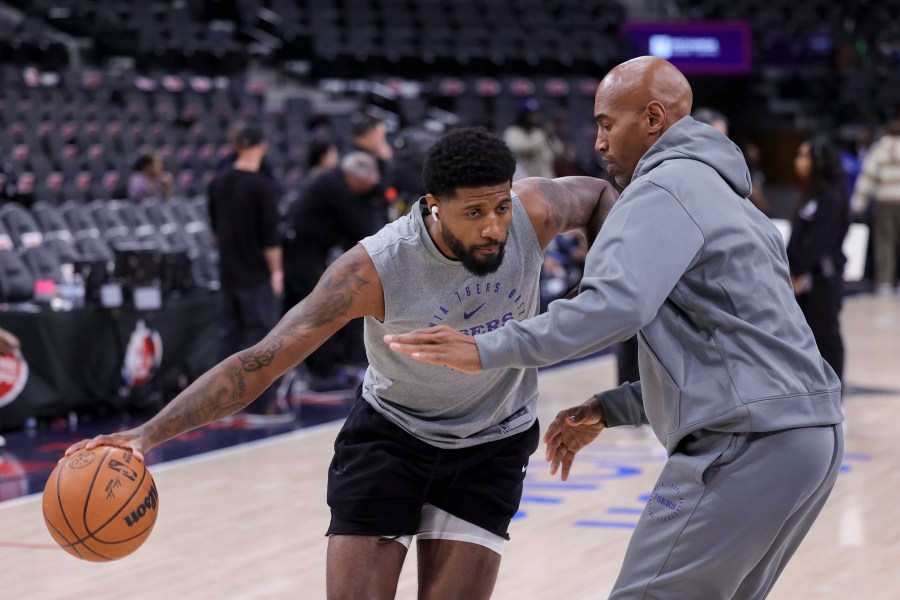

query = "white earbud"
[431,205,439,222]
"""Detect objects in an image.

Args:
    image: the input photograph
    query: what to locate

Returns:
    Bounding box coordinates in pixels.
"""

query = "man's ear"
[646,101,667,134]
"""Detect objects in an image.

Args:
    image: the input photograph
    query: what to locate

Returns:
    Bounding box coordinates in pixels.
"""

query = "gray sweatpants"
[610,424,843,600]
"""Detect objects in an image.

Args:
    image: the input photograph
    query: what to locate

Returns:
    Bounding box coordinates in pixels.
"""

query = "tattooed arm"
[65,245,384,460]
[513,176,618,250]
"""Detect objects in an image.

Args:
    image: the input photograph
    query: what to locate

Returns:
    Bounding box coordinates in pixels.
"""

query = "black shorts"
[326,396,540,540]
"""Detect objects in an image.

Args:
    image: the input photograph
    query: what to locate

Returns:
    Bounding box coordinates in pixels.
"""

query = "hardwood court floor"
[1,294,898,599]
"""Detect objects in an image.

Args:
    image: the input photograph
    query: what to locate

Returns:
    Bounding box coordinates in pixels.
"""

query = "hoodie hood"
[632,116,752,197]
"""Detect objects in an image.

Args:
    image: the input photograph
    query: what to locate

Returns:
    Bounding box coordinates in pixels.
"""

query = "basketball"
[42,446,159,562]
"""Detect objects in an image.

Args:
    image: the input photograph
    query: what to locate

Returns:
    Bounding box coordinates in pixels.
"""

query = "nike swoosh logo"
[463,303,486,320]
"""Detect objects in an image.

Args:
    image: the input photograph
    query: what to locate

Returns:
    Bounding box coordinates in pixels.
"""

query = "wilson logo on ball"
[123,483,159,527]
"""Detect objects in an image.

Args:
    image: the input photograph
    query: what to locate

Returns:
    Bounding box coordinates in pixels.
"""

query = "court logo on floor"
[647,481,685,522]
[0,350,29,408]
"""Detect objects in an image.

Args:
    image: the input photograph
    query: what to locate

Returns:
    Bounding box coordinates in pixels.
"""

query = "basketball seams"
[81,446,113,537]
[93,523,156,545]
[78,539,116,561]
[54,457,85,549]
[60,523,154,548]
[91,526,155,547]
[42,511,84,559]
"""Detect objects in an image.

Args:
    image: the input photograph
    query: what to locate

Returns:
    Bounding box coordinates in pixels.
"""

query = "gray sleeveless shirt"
[359,193,544,448]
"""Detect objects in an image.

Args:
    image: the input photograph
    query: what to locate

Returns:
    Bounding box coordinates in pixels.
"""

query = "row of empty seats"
[0,67,315,205]
[0,197,219,304]
[7,0,630,77]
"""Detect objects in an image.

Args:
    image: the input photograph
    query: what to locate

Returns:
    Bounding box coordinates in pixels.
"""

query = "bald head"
[598,56,693,124]
[592,57,693,187]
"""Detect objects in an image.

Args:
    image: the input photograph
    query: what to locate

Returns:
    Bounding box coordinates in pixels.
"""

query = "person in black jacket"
[788,136,850,383]
[282,152,382,389]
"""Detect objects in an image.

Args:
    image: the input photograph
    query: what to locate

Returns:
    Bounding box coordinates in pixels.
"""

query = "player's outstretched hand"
[63,429,148,463]
[544,396,607,481]
[385,325,483,374]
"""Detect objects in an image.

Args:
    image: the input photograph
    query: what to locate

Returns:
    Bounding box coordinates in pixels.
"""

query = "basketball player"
[387,58,844,599]
[66,127,618,599]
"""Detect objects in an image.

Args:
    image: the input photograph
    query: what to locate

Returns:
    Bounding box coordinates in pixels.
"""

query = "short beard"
[614,173,631,188]
[441,225,506,276]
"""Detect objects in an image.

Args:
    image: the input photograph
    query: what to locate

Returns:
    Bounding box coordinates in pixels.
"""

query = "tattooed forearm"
[239,337,284,372]
[229,364,248,397]
[138,360,253,446]
[284,253,371,335]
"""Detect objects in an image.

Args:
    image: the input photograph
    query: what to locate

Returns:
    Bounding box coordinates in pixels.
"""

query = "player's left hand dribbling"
[63,430,147,463]
[385,325,483,374]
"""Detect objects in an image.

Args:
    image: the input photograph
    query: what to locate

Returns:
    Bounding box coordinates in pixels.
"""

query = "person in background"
[277,138,340,239]
[350,112,396,222]
[841,127,875,280]
[207,124,288,422]
[281,152,382,390]
[306,138,340,178]
[215,120,278,182]
[503,98,563,180]
[851,118,900,296]
[788,136,850,384]
[351,113,394,164]
[691,106,729,137]
[127,151,173,203]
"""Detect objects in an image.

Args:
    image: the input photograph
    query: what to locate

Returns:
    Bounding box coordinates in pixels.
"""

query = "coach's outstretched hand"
[386,325,483,374]
[63,429,148,463]
[544,396,607,481]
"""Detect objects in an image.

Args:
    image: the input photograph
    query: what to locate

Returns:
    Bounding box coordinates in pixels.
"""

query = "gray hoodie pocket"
[638,334,682,434]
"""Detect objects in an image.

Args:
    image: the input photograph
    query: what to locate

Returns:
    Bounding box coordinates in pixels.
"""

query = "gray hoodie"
[477,116,843,454]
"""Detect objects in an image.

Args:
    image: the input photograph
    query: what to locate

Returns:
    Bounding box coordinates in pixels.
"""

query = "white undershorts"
[385,503,506,555]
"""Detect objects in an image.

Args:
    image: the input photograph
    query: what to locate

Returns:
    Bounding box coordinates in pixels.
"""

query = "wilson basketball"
[42,446,159,561]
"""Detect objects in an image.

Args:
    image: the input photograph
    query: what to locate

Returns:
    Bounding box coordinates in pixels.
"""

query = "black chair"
[32,201,74,243]
[144,202,179,231]
[76,235,115,263]
[0,249,35,302]
[116,202,157,238]
[44,238,82,265]
[21,244,63,283]
[90,200,131,239]
[60,200,101,238]
[0,221,15,252]
[0,202,43,249]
